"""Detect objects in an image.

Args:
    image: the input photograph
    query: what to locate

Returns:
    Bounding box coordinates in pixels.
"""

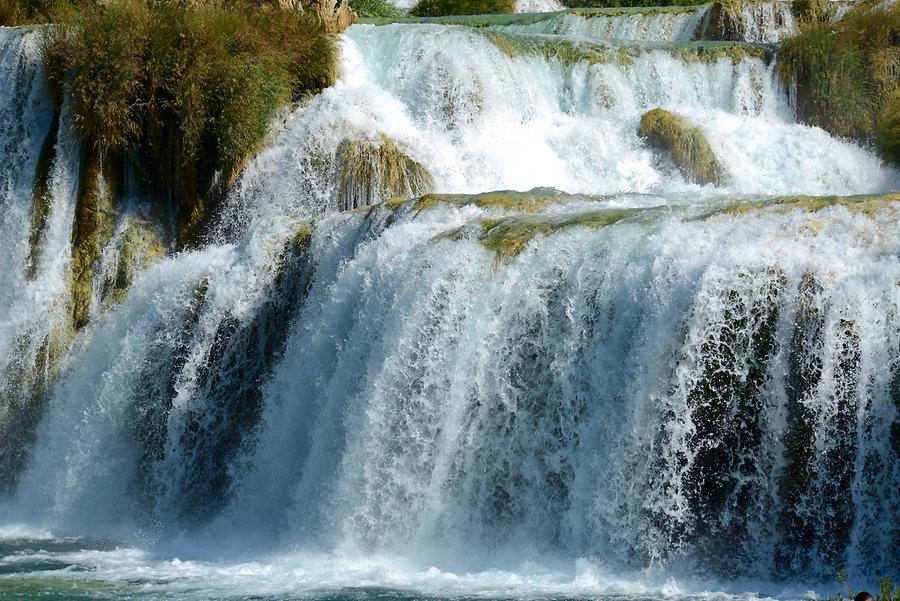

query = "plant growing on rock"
[778,2,900,167]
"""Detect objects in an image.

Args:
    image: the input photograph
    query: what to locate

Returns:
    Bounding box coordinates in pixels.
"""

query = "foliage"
[0,0,74,26]
[778,3,900,166]
[351,0,404,18]
[410,0,514,17]
[41,0,336,244]
[821,573,900,601]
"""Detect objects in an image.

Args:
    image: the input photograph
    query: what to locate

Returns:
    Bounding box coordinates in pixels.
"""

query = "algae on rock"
[639,107,726,186]
[335,134,433,210]
[70,151,120,329]
[105,214,168,307]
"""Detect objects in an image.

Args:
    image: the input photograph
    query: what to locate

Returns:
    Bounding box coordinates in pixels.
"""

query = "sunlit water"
[0,6,898,600]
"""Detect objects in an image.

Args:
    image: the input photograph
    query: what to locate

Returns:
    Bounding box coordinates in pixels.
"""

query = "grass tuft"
[36,0,337,246]
[778,3,900,166]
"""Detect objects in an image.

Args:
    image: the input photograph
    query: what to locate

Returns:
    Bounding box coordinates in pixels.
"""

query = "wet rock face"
[638,107,726,186]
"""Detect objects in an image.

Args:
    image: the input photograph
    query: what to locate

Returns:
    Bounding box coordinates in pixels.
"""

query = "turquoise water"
[0,535,840,601]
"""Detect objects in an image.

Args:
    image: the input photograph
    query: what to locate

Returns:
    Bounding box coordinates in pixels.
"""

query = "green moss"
[717,191,900,217]
[700,0,744,41]
[876,87,900,167]
[0,0,74,26]
[778,3,900,165]
[291,220,314,251]
[70,150,119,329]
[410,0,515,17]
[106,214,168,306]
[335,134,433,210]
[413,188,565,212]
[478,208,641,260]
[790,0,834,24]
[26,103,61,280]
[639,108,725,186]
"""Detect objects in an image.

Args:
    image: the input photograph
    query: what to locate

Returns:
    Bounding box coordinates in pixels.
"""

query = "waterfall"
[0,28,81,492]
[0,3,899,596]
[738,1,797,43]
[491,7,708,41]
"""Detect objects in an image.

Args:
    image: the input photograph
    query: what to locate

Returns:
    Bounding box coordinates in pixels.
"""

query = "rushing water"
[0,4,898,599]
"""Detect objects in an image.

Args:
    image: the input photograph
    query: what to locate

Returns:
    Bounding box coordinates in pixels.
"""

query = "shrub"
[821,573,900,601]
[0,0,75,26]
[44,0,337,244]
[410,0,514,17]
[351,0,404,18]
[778,3,900,166]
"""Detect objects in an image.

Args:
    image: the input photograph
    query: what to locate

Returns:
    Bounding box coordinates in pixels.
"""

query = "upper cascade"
[371,1,813,43]
[488,6,708,41]
[220,21,897,228]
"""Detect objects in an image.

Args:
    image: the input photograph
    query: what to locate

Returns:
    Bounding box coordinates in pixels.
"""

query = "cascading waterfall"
[0,28,81,492]
[489,7,708,41]
[0,4,899,597]
[738,1,797,42]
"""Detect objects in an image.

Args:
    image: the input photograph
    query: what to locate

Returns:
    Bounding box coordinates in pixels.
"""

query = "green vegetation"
[410,0,515,17]
[717,191,900,217]
[820,573,900,601]
[39,0,337,247]
[70,151,119,329]
[0,0,71,26]
[477,208,640,259]
[700,0,744,41]
[352,0,405,18]
[3,0,341,330]
[778,2,900,166]
[639,108,725,185]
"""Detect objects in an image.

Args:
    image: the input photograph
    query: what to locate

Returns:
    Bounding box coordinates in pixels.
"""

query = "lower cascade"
[0,0,899,597]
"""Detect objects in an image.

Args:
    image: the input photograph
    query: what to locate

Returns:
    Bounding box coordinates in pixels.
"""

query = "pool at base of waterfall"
[0,534,829,601]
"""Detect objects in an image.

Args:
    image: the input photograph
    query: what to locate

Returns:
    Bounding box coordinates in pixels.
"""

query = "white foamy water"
[0,7,898,600]
[492,7,707,41]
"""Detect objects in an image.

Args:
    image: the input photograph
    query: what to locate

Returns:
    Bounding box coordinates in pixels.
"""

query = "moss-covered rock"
[701,0,745,41]
[639,108,726,186]
[26,105,61,280]
[414,188,567,213]
[719,191,900,217]
[335,134,433,210]
[70,150,119,329]
[482,31,773,66]
[105,214,168,306]
[478,208,643,260]
[291,220,314,251]
[778,3,900,166]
